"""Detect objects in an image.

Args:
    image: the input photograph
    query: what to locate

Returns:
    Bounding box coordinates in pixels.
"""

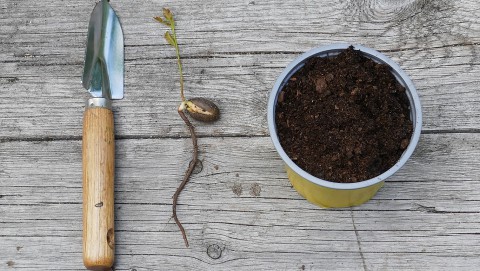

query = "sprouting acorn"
[186,97,220,122]
[155,8,220,248]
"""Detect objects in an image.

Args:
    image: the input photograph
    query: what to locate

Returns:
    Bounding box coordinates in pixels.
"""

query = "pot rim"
[267,43,422,190]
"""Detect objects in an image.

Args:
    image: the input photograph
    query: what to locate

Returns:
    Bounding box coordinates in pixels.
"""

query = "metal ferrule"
[86,97,112,109]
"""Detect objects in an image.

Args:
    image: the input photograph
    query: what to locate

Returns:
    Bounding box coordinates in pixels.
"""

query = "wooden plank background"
[1,0,480,270]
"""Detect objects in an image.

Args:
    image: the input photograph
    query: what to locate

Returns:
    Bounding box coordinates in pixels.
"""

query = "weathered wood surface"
[1,0,480,270]
[2,135,480,270]
[2,0,480,139]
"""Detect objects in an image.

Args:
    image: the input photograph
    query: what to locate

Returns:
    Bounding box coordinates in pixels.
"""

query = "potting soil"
[275,46,413,183]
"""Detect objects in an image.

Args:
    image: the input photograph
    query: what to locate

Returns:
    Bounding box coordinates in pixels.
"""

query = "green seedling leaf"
[163,8,174,22]
[164,31,175,47]
[154,16,170,26]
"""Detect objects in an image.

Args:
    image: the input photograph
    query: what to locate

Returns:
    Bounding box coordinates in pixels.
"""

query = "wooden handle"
[82,107,115,270]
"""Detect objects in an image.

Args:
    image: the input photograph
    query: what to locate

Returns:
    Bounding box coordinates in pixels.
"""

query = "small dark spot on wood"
[7,77,19,83]
[249,1,255,5]
[107,228,115,249]
[235,173,239,177]
[15,52,37,58]
[130,269,137,271]
[16,246,22,251]
[301,265,306,270]
[214,165,219,170]
[414,204,446,214]
[207,244,223,259]
[232,183,242,196]
[200,69,206,74]
[192,159,203,174]
[250,183,261,197]
[117,206,122,210]
[95,202,103,208]
[6,261,14,267]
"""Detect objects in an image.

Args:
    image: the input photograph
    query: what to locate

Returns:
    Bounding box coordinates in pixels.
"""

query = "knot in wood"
[207,244,222,259]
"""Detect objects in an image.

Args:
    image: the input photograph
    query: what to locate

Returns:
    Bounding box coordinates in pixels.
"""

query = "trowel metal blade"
[82,0,124,100]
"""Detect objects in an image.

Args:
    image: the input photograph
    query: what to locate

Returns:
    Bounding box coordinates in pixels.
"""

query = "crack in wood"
[2,129,480,144]
[351,209,368,271]
[0,134,268,143]
[414,203,448,214]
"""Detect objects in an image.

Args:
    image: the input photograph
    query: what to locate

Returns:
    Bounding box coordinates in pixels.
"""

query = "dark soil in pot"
[275,46,413,183]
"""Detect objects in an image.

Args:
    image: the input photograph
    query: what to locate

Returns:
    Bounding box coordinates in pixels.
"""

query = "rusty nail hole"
[107,228,115,249]
[95,202,103,208]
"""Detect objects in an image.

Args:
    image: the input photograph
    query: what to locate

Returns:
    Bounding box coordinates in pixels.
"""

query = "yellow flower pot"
[267,44,422,208]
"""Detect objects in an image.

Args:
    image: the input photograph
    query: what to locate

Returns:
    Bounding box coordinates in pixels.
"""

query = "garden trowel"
[81,0,123,269]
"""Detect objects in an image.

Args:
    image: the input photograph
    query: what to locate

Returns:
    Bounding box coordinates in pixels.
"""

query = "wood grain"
[82,108,115,270]
[1,135,480,270]
[1,0,480,270]
[1,0,480,139]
